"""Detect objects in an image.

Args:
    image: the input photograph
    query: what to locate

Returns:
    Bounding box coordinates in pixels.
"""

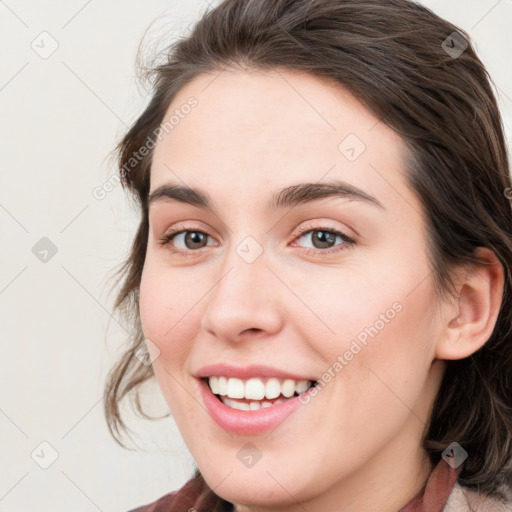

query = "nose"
[200,244,284,343]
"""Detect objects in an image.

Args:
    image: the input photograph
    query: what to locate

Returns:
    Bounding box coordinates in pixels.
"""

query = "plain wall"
[1,1,510,511]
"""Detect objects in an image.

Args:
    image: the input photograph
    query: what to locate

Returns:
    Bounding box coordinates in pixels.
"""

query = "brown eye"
[181,231,208,250]
[295,228,354,252]
[309,230,337,249]
[159,229,214,253]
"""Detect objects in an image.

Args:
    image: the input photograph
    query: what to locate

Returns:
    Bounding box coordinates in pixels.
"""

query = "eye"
[158,227,217,257]
[291,225,356,255]
[158,224,356,258]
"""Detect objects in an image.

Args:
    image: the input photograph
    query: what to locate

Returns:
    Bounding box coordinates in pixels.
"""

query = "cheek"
[297,252,438,425]
[138,264,206,422]
[138,262,201,368]
[330,280,438,440]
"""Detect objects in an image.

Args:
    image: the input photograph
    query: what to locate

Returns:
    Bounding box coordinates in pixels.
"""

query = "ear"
[435,247,505,360]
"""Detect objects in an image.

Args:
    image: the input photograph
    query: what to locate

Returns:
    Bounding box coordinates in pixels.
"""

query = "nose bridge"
[200,234,283,340]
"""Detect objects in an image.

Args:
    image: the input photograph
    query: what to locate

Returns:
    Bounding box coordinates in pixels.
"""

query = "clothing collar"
[187,457,461,512]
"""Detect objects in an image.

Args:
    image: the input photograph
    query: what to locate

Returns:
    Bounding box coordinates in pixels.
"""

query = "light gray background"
[1,1,511,511]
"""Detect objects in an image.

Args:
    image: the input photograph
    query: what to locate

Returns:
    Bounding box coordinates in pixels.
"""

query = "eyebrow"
[148,180,384,211]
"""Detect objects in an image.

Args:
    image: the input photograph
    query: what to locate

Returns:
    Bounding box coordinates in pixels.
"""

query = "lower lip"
[198,378,305,436]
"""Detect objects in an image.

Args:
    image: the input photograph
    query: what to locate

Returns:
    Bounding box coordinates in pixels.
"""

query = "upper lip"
[195,363,317,382]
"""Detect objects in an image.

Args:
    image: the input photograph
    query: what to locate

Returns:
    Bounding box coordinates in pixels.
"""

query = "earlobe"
[435,247,504,361]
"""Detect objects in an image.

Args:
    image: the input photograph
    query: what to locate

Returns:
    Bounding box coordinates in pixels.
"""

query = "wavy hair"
[103,0,512,500]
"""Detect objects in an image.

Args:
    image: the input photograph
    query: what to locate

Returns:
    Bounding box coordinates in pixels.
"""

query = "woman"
[104,0,512,510]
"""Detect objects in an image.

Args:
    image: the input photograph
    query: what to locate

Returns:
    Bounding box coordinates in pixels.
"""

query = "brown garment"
[128,458,512,511]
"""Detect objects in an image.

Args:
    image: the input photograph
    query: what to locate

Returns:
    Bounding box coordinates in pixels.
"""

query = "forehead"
[149,67,415,213]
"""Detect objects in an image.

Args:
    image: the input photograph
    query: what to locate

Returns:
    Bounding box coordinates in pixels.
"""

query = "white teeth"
[222,397,250,411]
[265,378,281,399]
[208,376,314,400]
[226,378,245,399]
[221,396,288,410]
[281,379,296,398]
[209,376,220,394]
[295,380,310,394]
[249,401,261,411]
[245,378,266,400]
[217,376,228,396]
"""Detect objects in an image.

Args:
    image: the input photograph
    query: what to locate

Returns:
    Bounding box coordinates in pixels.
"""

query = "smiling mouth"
[205,376,318,411]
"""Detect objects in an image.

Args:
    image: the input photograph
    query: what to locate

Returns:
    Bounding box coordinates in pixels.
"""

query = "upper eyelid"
[162,222,351,238]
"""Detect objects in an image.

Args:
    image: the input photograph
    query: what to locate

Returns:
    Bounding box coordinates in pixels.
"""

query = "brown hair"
[103,0,512,500]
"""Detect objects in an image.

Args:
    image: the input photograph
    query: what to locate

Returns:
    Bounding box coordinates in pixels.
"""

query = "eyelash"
[158,224,356,258]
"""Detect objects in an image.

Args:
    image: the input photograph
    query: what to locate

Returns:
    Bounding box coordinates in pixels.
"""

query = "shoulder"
[444,482,512,511]
[126,490,179,512]
[125,475,226,512]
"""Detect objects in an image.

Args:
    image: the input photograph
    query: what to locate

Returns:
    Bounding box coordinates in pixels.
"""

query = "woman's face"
[139,68,447,508]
